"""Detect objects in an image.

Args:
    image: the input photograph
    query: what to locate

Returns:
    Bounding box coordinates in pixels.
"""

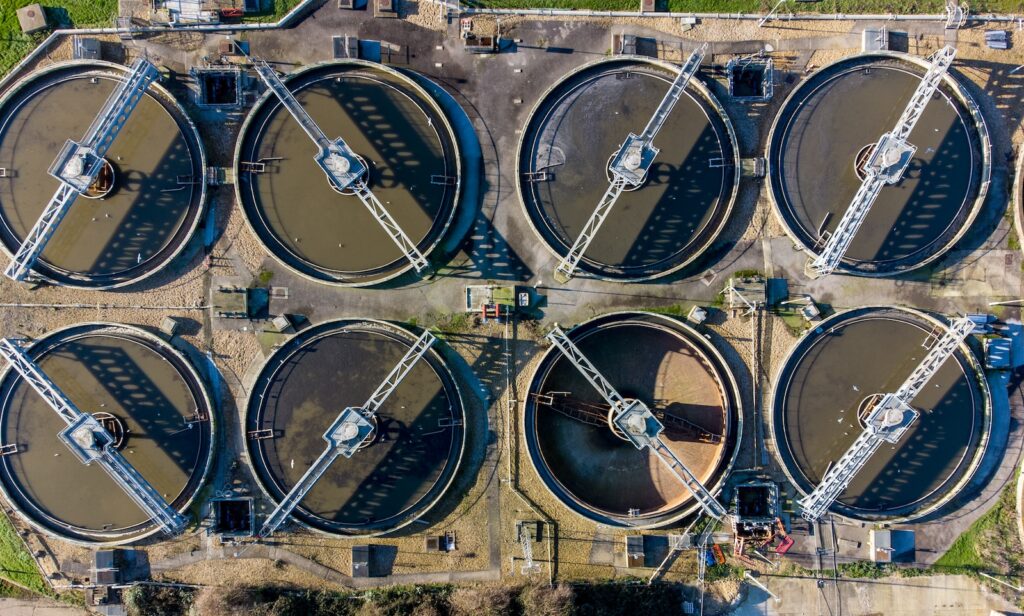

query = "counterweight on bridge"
[553,44,708,283]
[4,58,160,282]
[249,58,429,273]
[809,46,957,278]
[544,325,726,519]
[0,338,187,535]
[798,315,975,521]
[257,330,436,538]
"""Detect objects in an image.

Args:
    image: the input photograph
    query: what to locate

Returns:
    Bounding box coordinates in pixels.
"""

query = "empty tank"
[524,312,741,527]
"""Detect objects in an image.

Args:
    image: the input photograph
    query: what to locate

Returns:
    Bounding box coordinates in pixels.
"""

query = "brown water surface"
[520,62,735,278]
[0,332,208,536]
[778,315,983,514]
[0,68,200,279]
[249,326,461,531]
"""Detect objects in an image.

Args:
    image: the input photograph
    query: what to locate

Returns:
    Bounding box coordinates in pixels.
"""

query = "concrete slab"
[730,574,1020,615]
[0,598,88,616]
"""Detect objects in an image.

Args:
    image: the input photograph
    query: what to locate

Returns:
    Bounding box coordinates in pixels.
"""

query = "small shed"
[160,316,181,337]
[73,38,102,60]
[625,535,644,568]
[862,27,889,52]
[687,305,707,325]
[213,286,249,318]
[352,545,371,577]
[870,529,914,563]
[270,315,293,333]
[92,550,120,586]
[17,4,48,34]
[375,0,398,17]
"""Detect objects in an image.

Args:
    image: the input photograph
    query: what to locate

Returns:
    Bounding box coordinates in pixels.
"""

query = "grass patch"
[0,513,49,596]
[0,579,34,599]
[730,268,764,279]
[242,0,306,23]
[148,580,686,615]
[255,268,274,287]
[643,303,691,318]
[0,1,118,77]
[705,563,744,582]
[837,561,895,579]
[774,306,809,335]
[935,480,1023,573]
[124,585,195,616]
[429,311,474,335]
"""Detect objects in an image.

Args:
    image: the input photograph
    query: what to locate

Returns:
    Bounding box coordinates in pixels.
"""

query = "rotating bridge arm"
[257,330,436,538]
[4,58,160,282]
[649,436,727,519]
[257,445,341,538]
[249,59,429,273]
[544,325,628,412]
[798,315,975,521]
[0,338,187,535]
[809,46,957,278]
[544,325,725,520]
[554,44,708,283]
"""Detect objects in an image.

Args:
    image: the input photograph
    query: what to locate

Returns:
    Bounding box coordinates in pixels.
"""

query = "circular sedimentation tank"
[517,57,740,281]
[771,307,991,522]
[235,61,462,286]
[246,319,465,535]
[0,61,207,288]
[0,323,215,544]
[524,312,741,527]
[768,52,990,276]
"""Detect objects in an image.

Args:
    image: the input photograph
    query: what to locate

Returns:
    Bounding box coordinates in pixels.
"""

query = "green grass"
[837,561,896,579]
[774,306,810,334]
[242,0,306,23]
[0,1,117,76]
[463,0,1024,13]
[705,563,745,582]
[0,513,49,596]
[936,480,1022,572]
[255,268,275,287]
[429,311,473,335]
[643,303,692,318]
[0,579,34,599]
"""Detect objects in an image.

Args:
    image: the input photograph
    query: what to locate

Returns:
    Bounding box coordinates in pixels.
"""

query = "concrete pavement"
[0,598,88,616]
[730,574,1021,615]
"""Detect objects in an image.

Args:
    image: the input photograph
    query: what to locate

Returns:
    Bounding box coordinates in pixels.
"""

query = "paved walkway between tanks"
[730,574,1021,615]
